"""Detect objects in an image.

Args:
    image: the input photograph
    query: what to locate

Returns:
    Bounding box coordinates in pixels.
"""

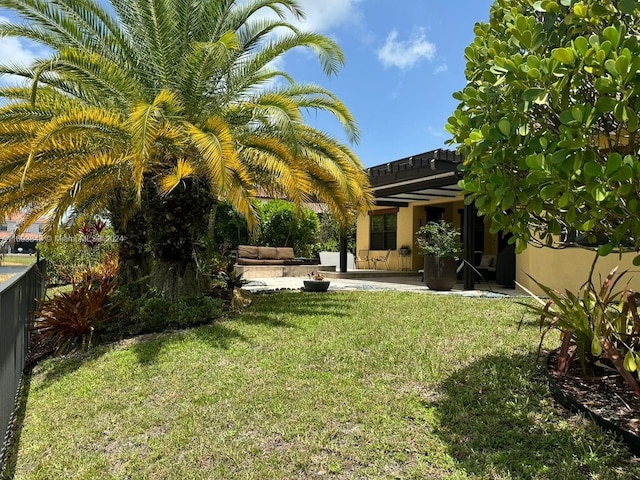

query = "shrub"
[37,225,118,286]
[310,213,356,257]
[100,280,225,341]
[212,201,250,250]
[254,200,319,257]
[415,221,462,258]
[521,264,640,395]
[34,273,117,354]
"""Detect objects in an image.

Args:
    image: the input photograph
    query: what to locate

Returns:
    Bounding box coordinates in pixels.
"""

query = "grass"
[0,254,37,284]
[3,291,639,479]
[2,254,37,266]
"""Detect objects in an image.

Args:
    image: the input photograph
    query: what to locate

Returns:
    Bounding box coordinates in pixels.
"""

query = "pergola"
[339,149,478,289]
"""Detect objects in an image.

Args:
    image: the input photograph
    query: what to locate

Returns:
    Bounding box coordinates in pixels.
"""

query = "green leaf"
[616,56,630,76]
[619,0,639,15]
[594,78,616,94]
[627,107,639,132]
[604,59,618,77]
[595,97,616,114]
[624,350,637,372]
[590,184,607,202]
[522,88,546,102]
[598,243,614,256]
[498,118,511,136]
[591,336,603,356]
[571,106,584,123]
[634,254,640,266]
[525,154,544,169]
[574,36,589,56]
[527,67,541,79]
[552,48,575,65]
[584,161,602,177]
[602,26,621,47]
[604,152,622,176]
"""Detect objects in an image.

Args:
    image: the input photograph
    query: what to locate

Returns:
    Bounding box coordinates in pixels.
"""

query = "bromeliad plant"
[34,265,117,355]
[520,260,640,395]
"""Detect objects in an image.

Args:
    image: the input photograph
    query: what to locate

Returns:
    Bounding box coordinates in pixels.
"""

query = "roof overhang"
[367,149,463,207]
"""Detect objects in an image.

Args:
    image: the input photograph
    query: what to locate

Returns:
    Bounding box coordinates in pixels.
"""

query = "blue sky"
[0,0,495,168]
[277,0,496,167]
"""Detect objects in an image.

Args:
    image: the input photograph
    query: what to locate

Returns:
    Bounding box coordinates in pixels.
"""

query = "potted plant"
[398,245,411,256]
[416,220,461,290]
[303,271,331,292]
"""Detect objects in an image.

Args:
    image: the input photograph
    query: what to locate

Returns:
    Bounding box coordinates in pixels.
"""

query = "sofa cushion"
[258,246,278,259]
[276,247,295,260]
[478,254,495,268]
[238,245,258,259]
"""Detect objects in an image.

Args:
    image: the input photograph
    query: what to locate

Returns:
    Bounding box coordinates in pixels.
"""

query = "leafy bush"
[415,221,462,258]
[34,272,117,354]
[522,265,640,395]
[212,201,250,250]
[310,213,356,257]
[100,280,224,341]
[254,200,319,257]
[37,225,118,286]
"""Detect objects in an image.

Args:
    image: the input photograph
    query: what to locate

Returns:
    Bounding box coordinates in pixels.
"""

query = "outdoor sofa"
[235,245,319,266]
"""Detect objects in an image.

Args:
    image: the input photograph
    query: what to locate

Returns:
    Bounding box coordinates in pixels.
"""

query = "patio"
[243,270,520,297]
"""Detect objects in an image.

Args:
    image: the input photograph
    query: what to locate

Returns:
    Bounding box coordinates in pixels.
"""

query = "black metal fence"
[0,262,44,466]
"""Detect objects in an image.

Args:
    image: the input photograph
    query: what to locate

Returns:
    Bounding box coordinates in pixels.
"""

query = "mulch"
[547,350,640,453]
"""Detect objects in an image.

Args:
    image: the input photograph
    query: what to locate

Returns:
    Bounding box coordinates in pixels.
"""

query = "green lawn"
[2,254,37,266]
[3,292,639,479]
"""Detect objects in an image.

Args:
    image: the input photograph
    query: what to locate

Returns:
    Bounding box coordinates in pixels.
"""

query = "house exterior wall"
[358,197,640,296]
[516,246,640,296]
[356,197,466,271]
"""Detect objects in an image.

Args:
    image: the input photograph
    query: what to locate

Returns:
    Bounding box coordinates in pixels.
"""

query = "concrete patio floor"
[242,270,523,298]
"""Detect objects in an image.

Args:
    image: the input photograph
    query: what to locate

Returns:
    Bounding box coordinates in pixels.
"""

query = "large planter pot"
[423,255,457,291]
[303,280,331,292]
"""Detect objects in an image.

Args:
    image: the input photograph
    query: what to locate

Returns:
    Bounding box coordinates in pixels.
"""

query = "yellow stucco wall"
[516,247,640,296]
[356,198,467,271]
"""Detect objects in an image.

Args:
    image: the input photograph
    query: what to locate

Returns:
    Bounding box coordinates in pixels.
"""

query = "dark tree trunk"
[145,178,216,300]
[110,195,151,286]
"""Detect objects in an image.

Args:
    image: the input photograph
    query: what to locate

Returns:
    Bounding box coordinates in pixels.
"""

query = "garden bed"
[547,349,640,455]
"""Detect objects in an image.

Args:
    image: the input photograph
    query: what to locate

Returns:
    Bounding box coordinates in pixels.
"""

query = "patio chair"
[372,249,392,270]
[355,249,370,269]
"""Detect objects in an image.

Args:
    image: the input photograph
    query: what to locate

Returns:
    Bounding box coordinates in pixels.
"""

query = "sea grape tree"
[447,0,640,260]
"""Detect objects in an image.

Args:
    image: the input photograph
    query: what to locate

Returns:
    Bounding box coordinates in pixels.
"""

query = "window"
[370,213,397,250]
[0,223,7,231]
[38,224,43,232]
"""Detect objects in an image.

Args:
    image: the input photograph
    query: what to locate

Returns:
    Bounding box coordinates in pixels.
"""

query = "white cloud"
[427,126,447,139]
[0,16,48,86]
[292,0,362,32]
[377,29,436,70]
[434,63,448,74]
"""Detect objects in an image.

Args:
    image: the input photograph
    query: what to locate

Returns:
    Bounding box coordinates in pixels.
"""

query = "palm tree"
[0,0,373,298]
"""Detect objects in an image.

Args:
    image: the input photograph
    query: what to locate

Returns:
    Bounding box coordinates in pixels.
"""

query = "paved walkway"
[243,274,523,298]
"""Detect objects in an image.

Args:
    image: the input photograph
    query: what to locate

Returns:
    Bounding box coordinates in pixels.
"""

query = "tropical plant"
[100,285,224,341]
[37,226,119,286]
[415,221,462,258]
[253,200,319,257]
[447,0,640,261]
[212,201,251,251]
[520,258,640,395]
[34,271,117,354]
[0,0,373,299]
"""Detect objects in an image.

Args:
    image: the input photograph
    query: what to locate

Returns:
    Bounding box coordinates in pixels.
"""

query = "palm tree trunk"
[145,179,215,300]
[110,194,151,285]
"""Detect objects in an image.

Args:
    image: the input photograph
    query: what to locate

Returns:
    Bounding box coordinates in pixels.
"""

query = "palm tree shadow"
[432,352,635,478]
[130,322,249,365]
